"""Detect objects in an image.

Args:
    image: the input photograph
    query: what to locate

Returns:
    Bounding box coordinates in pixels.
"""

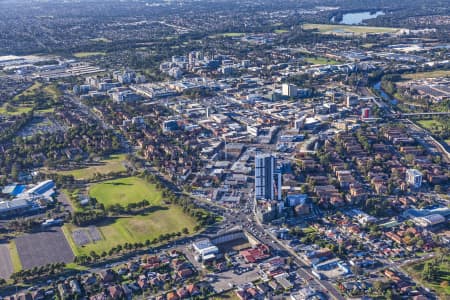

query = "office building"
[406,169,422,188]
[282,84,297,98]
[255,154,282,201]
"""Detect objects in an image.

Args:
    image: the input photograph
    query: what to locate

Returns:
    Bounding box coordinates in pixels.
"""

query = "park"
[62,176,197,256]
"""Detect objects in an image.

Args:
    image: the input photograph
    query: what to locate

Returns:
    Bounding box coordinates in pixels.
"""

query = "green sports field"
[89,176,162,207]
[303,23,401,35]
[73,52,106,58]
[63,205,197,256]
[304,57,340,65]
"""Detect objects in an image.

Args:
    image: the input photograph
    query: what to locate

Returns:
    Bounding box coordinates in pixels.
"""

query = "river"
[373,81,398,105]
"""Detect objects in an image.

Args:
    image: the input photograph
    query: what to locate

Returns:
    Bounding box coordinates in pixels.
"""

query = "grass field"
[404,258,450,296]
[54,154,128,180]
[90,37,112,43]
[362,43,375,49]
[211,291,241,300]
[210,32,245,38]
[89,176,161,207]
[1,82,60,116]
[302,23,401,35]
[0,81,42,115]
[416,119,447,134]
[63,205,197,256]
[73,52,106,58]
[0,104,33,116]
[417,119,439,130]
[42,84,61,100]
[274,29,289,34]
[304,56,340,65]
[402,70,450,80]
[13,82,43,101]
[9,241,22,272]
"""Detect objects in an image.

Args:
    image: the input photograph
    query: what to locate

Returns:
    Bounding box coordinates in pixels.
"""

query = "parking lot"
[15,227,74,269]
[209,265,260,292]
[0,244,13,279]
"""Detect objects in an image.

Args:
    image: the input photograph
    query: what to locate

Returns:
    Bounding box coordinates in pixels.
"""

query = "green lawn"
[89,37,112,43]
[1,82,60,116]
[362,43,375,49]
[0,104,33,116]
[211,291,241,300]
[402,70,450,80]
[416,119,446,134]
[62,205,197,256]
[303,23,401,35]
[9,241,22,272]
[42,84,61,101]
[73,52,106,58]
[89,176,162,207]
[417,119,439,130]
[274,29,289,34]
[210,32,246,38]
[404,258,450,296]
[305,56,340,65]
[53,154,128,180]
[13,81,43,101]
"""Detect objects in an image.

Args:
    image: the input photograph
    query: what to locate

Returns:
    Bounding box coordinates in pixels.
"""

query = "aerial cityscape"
[0,0,449,299]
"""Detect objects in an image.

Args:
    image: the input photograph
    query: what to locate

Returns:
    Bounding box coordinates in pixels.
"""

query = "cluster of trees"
[107,199,150,215]
[422,249,449,282]
[183,87,215,100]
[11,263,66,282]
[1,124,121,181]
[71,210,107,226]
[143,172,216,228]
[356,130,372,153]
[363,197,390,217]
[7,218,40,233]
[0,111,33,144]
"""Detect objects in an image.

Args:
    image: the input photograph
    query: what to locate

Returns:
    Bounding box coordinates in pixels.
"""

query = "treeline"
[71,199,152,226]
[107,199,150,215]
[74,228,189,265]
[142,172,216,228]
[1,124,121,181]
[11,262,66,283]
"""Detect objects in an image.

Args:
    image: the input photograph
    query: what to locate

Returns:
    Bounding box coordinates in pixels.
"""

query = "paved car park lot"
[0,244,13,279]
[15,227,74,269]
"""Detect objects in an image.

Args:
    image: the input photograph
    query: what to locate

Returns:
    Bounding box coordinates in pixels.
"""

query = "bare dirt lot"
[15,227,74,269]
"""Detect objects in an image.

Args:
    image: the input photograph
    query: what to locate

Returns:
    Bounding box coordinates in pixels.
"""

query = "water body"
[373,81,398,105]
[337,11,385,25]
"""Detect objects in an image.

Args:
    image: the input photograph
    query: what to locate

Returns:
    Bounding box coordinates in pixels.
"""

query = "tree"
[373,280,383,293]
